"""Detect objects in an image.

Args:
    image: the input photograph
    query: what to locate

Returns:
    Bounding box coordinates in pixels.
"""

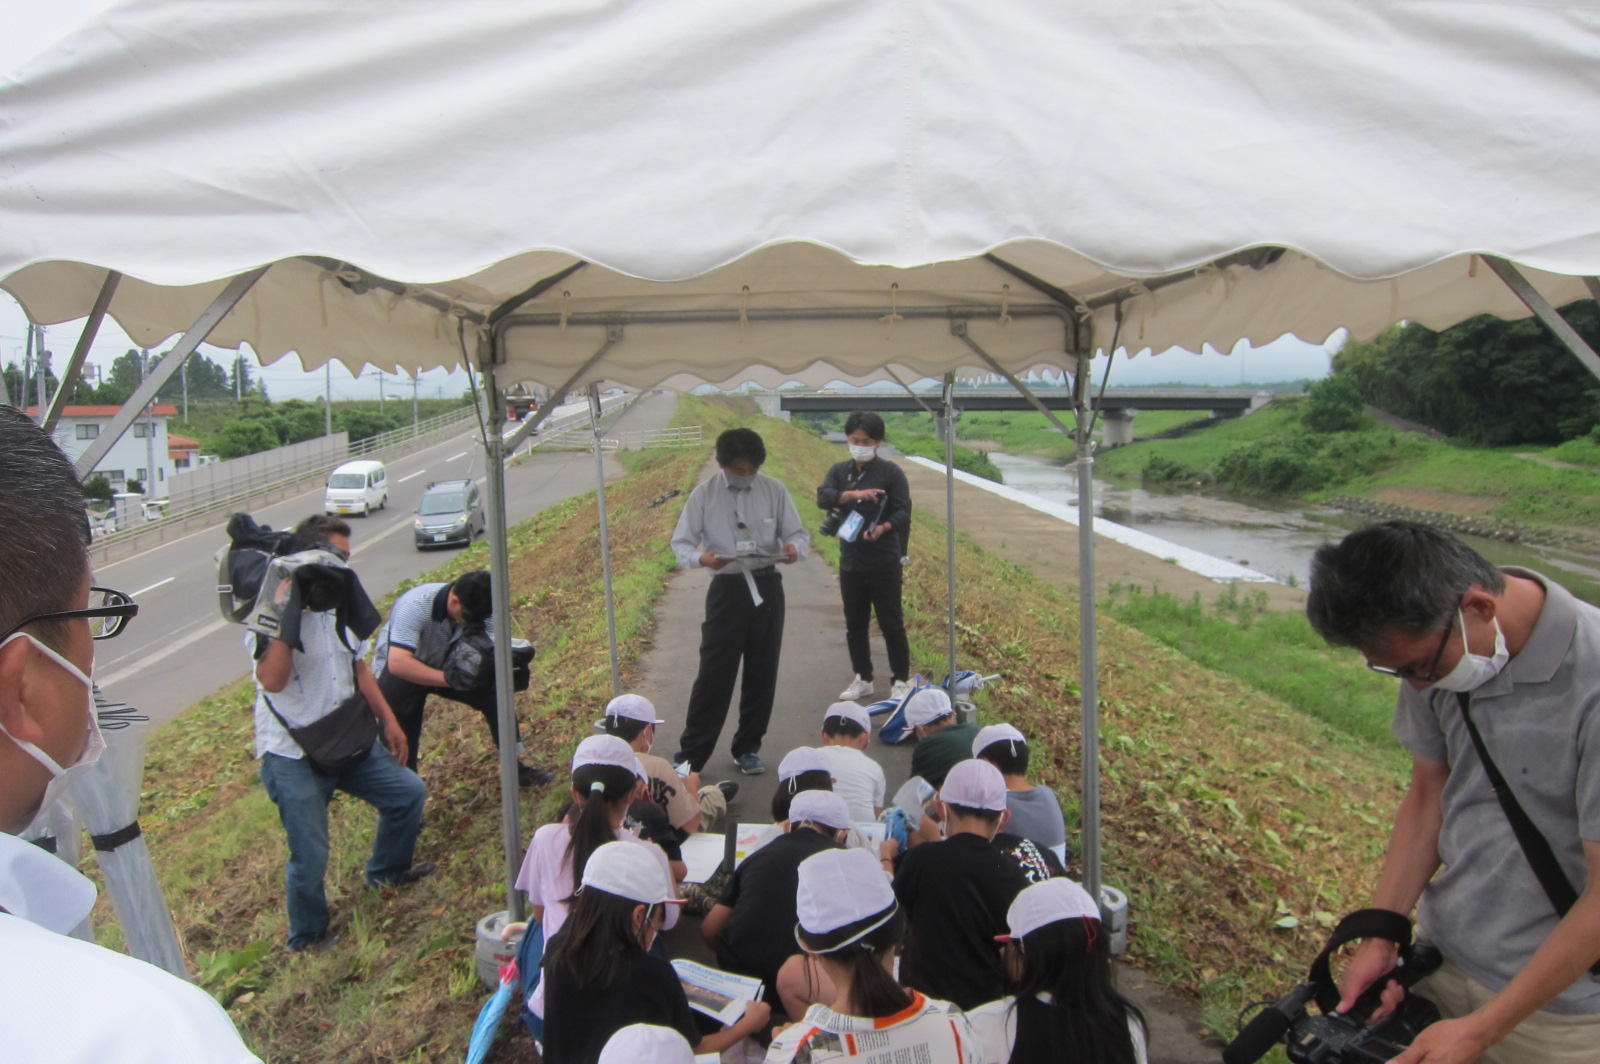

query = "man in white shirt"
[669,428,810,777]
[0,405,261,1063]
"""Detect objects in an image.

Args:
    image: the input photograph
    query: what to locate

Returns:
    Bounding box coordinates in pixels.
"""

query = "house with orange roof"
[26,403,180,497]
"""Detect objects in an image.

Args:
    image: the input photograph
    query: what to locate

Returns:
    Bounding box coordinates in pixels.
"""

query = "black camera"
[818,508,845,537]
[1224,910,1441,1064]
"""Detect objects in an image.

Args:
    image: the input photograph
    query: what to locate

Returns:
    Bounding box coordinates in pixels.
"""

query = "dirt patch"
[1368,488,1501,515]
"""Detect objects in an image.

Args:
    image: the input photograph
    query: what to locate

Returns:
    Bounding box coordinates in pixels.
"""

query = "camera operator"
[250,515,432,951]
[373,570,550,786]
[1307,521,1600,1063]
[816,411,912,704]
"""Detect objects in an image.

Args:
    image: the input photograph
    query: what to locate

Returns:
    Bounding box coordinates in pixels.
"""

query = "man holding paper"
[670,428,809,776]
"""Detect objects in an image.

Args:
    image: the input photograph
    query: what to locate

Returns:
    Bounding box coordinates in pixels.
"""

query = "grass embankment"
[128,392,1404,1059]
[122,414,715,1063]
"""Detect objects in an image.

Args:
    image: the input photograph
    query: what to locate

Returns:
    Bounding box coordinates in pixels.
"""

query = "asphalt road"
[91,393,677,726]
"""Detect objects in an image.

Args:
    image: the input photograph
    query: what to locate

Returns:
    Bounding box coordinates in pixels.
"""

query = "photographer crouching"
[372,570,549,786]
[1306,521,1600,1063]
[248,515,431,951]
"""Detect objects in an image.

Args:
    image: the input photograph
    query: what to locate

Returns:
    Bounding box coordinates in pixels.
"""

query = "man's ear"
[1462,586,1498,622]
[0,636,46,743]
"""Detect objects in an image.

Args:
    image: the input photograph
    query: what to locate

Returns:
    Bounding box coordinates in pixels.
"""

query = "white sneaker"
[839,675,875,701]
[889,679,912,701]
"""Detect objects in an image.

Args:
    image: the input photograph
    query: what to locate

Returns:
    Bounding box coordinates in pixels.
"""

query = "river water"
[987,452,1600,606]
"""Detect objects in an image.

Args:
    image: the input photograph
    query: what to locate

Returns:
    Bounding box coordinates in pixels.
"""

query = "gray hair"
[1306,521,1504,651]
[0,407,90,649]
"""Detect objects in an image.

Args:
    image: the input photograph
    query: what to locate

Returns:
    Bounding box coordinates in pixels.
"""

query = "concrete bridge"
[759,387,1271,446]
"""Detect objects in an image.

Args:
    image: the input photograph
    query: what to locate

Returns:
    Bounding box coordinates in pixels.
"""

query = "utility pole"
[22,326,34,420]
[324,361,333,436]
[142,349,156,497]
[180,352,189,422]
[234,353,243,400]
[411,374,419,437]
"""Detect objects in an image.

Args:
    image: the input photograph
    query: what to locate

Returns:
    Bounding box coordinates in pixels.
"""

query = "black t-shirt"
[626,800,684,863]
[716,827,843,999]
[894,831,1030,1010]
[539,932,700,1064]
[992,832,1065,885]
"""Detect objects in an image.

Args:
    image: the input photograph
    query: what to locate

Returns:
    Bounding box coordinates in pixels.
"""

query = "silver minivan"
[324,459,388,516]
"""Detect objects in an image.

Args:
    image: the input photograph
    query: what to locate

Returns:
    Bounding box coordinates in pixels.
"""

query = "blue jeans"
[259,743,426,948]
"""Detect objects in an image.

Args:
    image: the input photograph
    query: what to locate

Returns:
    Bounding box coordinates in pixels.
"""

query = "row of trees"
[1333,301,1600,446]
[2,349,256,407]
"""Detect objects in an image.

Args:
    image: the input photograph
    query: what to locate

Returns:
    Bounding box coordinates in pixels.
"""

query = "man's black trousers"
[675,570,785,771]
[839,563,910,684]
[377,669,514,772]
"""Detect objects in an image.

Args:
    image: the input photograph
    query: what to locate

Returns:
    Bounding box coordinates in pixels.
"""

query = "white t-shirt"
[765,990,982,1063]
[248,613,368,760]
[818,744,887,821]
[0,833,261,1064]
[514,821,679,940]
[965,995,1149,1064]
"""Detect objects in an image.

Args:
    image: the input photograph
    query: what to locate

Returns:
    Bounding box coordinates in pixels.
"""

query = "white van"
[324,460,388,516]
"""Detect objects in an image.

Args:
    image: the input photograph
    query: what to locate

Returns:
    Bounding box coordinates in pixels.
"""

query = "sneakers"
[717,780,740,802]
[839,675,875,700]
[367,860,437,890]
[889,678,913,701]
[736,753,766,776]
[518,762,553,787]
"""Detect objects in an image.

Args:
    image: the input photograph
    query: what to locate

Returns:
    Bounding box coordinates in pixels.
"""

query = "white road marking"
[131,577,175,598]
[397,470,427,483]
[96,615,233,688]
[447,451,468,461]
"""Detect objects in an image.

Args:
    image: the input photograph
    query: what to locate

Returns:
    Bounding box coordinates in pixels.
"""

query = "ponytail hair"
[563,763,639,896]
[1011,917,1146,1064]
[798,906,910,1020]
[771,769,833,821]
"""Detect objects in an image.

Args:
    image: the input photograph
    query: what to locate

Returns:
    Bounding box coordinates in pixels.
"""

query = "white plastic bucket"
[1099,885,1129,956]
[474,910,524,990]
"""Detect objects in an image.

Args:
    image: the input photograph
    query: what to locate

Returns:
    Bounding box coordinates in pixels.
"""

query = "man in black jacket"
[816,411,913,703]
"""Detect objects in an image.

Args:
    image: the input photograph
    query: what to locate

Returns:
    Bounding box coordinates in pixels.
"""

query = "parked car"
[324,459,388,516]
[414,478,485,549]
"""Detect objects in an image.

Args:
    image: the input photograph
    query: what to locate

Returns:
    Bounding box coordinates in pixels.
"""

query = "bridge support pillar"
[1099,408,1136,447]
[753,391,790,421]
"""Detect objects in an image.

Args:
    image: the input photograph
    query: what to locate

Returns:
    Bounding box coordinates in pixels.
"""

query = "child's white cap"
[597,1025,694,1064]
[572,734,637,773]
[778,746,832,781]
[972,722,1027,759]
[939,758,1008,812]
[580,841,684,907]
[823,701,872,733]
[903,688,954,727]
[595,692,666,730]
[999,877,1100,941]
[789,789,853,830]
[796,848,896,937]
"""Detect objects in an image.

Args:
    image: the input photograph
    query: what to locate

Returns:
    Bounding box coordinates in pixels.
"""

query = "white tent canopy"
[5,0,1600,917]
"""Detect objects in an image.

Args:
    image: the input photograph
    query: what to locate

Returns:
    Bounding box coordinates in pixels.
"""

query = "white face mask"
[848,444,877,463]
[0,632,104,819]
[1429,610,1510,693]
[725,472,757,490]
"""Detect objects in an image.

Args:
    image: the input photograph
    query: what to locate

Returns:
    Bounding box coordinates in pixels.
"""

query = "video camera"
[1224,910,1442,1064]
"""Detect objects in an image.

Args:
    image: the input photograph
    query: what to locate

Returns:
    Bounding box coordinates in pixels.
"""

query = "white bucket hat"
[596,692,666,731]
[789,789,853,831]
[580,841,684,907]
[939,758,1007,812]
[998,877,1100,941]
[597,1025,694,1064]
[572,734,637,774]
[823,700,872,733]
[777,746,832,781]
[795,848,897,948]
[903,687,954,727]
[972,722,1027,760]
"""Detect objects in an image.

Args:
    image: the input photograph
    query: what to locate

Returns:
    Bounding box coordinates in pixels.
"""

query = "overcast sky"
[1,1,1339,401]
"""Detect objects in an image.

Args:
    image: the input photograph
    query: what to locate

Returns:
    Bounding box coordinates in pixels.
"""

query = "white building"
[28,404,179,498]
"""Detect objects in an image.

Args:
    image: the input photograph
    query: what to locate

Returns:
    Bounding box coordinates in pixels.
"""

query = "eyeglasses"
[1367,608,1455,683]
[1,586,140,642]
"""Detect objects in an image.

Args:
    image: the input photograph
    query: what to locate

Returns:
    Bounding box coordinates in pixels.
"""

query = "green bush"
[82,474,114,504]
[1301,374,1364,433]
[1142,454,1202,485]
[211,419,280,459]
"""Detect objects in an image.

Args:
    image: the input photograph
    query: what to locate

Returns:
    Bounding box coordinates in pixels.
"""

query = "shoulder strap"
[1456,692,1600,976]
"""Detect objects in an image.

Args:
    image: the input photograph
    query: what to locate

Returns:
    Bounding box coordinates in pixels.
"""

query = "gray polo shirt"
[1393,568,1600,1014]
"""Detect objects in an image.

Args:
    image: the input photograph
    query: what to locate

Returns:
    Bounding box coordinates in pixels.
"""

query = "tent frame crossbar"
[74,266,267,479]
[1484,256,1600,384]
[41,269,120,434]
[498,303,1073,331]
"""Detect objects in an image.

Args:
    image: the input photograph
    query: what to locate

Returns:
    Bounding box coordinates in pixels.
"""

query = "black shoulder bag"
[1456,692,1600,976]
[264,657,379,776]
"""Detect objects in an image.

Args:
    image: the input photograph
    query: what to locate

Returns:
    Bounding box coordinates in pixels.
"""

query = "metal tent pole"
[478,350,525,921]
[42,269,120,434]
[942,372,958,688]
[74,267,267,478]
[1073,349,1103,903]
[1483,256,1600,383]
[588,381,622,696]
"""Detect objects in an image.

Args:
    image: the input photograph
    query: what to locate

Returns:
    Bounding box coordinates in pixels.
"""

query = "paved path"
[638,454,1221,1061]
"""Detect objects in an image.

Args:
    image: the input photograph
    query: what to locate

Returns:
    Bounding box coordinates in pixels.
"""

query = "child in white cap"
[893,759,1029,1010]
[595,1024,694,1064]
[905,688,980,789]
[541,841,769,1064]
[597,693,739,833]
[816,701,887,821]
[972,723,1067,864]
[515,735,679,942]
[765,848,982,1064]
[702,789,851,1011]
[967,878,1149,1064]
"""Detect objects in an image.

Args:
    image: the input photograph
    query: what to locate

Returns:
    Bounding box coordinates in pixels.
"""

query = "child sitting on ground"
[597,693,738,834]
[968,878,1149,1064]
[893,758,1029,1009]
[540,842,769,1064]
[905,688,981,790]
[973,723,1068,864]
[765,848,981,1064]
[702,789,852,1013]
[816,701,887,821]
